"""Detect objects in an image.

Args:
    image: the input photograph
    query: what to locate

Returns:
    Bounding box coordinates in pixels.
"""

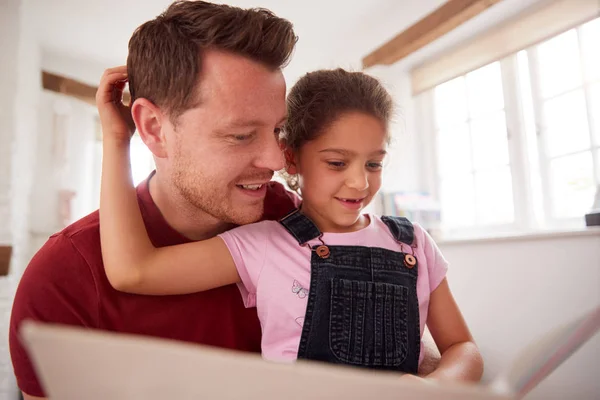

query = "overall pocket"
[329,278,409,367]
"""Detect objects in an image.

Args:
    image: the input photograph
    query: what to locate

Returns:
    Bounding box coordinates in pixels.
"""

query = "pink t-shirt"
[219,215,448,365]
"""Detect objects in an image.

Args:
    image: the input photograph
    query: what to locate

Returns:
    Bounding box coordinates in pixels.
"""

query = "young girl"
[98,67,483,381]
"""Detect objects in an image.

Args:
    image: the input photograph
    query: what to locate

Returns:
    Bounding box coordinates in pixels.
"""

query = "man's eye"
[232,134,252,141]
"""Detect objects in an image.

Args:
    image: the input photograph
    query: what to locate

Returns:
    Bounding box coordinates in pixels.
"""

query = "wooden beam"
[0,245,12,276]
[362,0,504,69]
[42,71,130,106]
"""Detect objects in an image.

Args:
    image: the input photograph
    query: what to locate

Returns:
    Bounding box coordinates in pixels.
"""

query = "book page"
[20,321,510,400]
[490,306,600,398]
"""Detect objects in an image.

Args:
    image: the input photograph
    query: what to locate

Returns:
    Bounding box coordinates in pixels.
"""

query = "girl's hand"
[96,66,135,145]
[400,374,434,385]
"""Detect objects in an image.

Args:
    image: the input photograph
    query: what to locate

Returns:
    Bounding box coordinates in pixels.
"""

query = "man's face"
[160,50,287,225]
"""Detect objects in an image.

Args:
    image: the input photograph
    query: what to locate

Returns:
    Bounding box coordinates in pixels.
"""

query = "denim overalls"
[279,209,421,374]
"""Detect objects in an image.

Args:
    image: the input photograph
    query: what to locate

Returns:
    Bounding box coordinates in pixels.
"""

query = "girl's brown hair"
[282,68,393,191]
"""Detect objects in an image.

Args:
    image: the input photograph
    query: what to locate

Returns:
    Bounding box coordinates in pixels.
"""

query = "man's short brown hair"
[127,1,297,119]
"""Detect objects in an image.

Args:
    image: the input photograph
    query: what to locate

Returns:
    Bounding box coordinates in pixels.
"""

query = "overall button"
[316,245,330,259]
[404,254,416,268]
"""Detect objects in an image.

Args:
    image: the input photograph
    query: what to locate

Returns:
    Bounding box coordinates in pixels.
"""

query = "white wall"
[29,92,100,243]
[366,63,422,194]
[440,231,600,399]
[0,2,20,247]
[0,2,21,398]
[0,0,41,398]
[12,0,41,277]
[0,3,100,397]
[42,50,108,87]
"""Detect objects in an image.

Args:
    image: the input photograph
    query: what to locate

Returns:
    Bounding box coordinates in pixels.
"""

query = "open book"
[20,305,599,400]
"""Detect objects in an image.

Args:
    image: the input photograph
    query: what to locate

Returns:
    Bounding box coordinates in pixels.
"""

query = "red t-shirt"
[9,175,298,397]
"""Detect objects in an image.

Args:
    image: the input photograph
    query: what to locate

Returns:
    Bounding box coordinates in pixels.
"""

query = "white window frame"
[422,59,524,239]
[420,20,600,239]
[526,24,600,229]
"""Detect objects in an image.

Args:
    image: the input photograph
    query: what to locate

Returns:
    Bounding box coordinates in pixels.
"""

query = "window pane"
[440,175,475,228]
[470,111,509,170]
[466,62,505,118]
[517,51,540,164]
[437,124,472,178]
[537,29,582,99]
[543,90,590,157]
[581,18,600,83]
[517,51,545,225]
[474,167,514,225]
[434,77,468,128]
[590,83,600,147]
[549,152,596,218]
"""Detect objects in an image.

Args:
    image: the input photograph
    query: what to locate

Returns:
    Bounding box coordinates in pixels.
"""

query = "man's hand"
[96,66,136,145]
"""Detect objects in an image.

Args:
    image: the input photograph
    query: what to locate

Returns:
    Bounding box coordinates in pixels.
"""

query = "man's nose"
[254,133,285,171]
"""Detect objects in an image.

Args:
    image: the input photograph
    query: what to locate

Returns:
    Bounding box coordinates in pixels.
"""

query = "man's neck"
[148,172,234,241]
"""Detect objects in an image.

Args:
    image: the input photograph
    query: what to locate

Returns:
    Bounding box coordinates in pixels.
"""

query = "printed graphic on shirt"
[291,280,308,299]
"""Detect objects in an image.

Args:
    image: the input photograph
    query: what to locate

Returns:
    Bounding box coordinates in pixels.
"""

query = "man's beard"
[172,164,271,226]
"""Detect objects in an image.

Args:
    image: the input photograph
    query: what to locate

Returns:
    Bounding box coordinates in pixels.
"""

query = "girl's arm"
[97,67,239,295]
[425,278,484,382]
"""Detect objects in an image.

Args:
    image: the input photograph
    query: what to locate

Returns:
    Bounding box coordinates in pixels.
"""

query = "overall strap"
[279,209,322,245]
[380,216,415,246]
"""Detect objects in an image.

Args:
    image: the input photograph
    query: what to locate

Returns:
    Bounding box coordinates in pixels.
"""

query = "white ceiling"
[27,0,549,86]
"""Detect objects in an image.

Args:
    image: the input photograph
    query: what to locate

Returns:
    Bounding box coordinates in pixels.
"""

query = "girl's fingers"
[97,68,129,105]
[102,65,127,77]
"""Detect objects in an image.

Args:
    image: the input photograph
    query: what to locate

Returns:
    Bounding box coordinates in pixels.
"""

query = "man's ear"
[284,148,298,175]
[131,98,168,158]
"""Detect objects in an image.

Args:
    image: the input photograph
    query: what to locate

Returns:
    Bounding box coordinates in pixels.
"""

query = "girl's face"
[289,112,388,233]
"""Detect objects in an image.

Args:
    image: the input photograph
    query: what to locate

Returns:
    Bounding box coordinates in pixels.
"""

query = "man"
[10,2,297,398]
[10,2,439,398]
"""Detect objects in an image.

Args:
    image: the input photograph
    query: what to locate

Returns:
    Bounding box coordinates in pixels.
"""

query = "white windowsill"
[437,226,600,246]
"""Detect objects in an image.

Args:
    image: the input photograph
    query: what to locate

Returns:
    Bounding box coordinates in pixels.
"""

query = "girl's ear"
[284,148,298,175]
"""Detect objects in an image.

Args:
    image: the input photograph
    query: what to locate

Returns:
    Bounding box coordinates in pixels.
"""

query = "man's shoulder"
[11,215,105,398]
[12,212,103,329]
[58,209,101,241]
[30,210,102,275]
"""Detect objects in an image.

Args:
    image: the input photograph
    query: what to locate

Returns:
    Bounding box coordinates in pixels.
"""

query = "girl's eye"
[367,162,383,170]
[274,126,285,136]
[327,161,346,168]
